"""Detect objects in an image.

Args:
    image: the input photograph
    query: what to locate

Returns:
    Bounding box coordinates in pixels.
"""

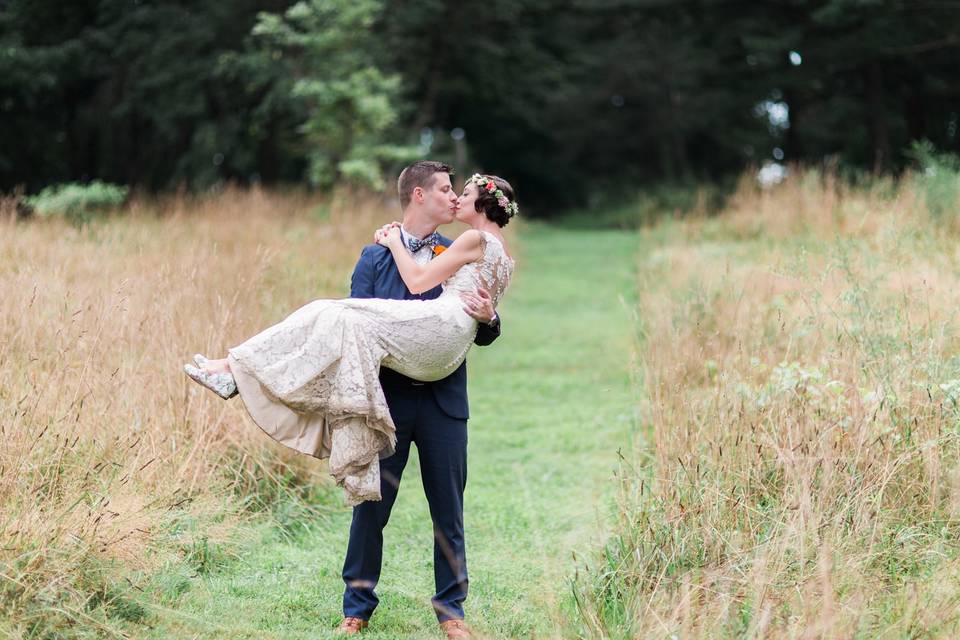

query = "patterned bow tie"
[406,232,440,253]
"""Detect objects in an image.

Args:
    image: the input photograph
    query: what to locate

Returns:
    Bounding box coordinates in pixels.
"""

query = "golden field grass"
[7,166,960,639]
[0,186,402,636]
[573,168,960,638]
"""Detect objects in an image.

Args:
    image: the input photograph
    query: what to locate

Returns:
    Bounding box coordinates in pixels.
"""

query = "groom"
[338,161,501,638]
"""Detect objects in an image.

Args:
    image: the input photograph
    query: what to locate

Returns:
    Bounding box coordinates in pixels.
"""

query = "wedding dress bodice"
[439,230,514,307]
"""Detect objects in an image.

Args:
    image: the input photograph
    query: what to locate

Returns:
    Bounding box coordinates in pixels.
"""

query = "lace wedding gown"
[226,230,514,505]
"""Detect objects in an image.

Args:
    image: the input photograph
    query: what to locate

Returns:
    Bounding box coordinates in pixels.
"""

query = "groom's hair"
[397,161,454,210]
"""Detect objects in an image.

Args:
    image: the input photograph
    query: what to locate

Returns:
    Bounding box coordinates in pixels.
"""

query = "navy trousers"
[341,380,469,622]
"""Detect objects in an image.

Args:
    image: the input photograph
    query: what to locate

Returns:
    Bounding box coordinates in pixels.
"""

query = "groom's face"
[422,173,458,224]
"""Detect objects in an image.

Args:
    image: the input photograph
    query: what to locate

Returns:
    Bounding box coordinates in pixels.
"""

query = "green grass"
[128,224,640,638]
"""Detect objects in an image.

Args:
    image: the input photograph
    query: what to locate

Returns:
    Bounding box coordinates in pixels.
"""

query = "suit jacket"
[349,234,501,419]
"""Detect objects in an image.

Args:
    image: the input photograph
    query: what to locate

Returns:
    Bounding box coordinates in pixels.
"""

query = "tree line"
[2,0,958,212]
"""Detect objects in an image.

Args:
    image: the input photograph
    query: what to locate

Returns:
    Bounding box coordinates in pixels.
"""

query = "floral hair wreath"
[469,174,519,218]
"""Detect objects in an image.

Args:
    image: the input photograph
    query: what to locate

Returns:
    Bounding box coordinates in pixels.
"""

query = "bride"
[184,173,516,504]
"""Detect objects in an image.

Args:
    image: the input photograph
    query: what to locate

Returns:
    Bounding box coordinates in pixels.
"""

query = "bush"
[24,181,128,225]
[907,139,960,221]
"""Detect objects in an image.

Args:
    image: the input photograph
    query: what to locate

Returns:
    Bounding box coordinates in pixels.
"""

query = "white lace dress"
[227,231,514,505]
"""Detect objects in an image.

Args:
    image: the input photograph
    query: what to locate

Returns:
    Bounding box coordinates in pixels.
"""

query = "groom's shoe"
[439,619,471,639]
[336,617,368,635]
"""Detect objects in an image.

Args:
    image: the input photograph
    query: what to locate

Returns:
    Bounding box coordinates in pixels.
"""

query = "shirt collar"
[399,226,417,247]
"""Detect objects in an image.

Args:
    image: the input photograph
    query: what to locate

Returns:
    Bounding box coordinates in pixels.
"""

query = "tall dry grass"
[0,185,397,636]
[575,168,960,637]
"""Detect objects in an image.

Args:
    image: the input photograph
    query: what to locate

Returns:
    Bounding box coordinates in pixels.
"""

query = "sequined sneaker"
[184,363,238,399]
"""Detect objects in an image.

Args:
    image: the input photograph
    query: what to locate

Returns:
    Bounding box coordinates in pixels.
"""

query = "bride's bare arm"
[380,228,483,294]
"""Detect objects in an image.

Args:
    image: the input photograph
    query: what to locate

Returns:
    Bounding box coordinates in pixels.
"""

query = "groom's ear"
[412,186,424,203]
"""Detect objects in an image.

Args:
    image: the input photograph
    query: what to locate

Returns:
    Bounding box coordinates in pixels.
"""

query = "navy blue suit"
[341,236,501,622]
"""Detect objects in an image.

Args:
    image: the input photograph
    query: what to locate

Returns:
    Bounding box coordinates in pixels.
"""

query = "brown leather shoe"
[336,616,368,635]
[439,619,471,639]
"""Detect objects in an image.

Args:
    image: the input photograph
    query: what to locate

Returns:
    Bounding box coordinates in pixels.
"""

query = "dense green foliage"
[2,1,959,212]
[249,0,418,188]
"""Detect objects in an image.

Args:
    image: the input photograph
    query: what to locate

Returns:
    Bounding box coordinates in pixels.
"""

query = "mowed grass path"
[140,226,639,639]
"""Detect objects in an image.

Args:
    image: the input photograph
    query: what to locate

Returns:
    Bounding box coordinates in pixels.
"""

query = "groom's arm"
[474,314,501,347]
[466,288,501,346]
[350,245,378,299]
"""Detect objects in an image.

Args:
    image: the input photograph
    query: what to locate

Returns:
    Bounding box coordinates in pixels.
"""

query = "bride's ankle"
[205,358,231,374]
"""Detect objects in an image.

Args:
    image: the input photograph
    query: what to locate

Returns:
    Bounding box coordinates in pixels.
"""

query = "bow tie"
[406,232,440,253]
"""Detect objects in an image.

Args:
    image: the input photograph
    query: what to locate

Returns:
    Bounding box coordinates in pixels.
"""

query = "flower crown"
[469,174,519,217]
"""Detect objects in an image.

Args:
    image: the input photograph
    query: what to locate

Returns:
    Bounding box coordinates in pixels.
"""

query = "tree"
[250,0,416,189]
[4,0,960,211]
[0,0,302,191]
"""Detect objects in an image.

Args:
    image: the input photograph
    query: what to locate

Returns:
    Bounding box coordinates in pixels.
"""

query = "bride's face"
[455,183,479,223]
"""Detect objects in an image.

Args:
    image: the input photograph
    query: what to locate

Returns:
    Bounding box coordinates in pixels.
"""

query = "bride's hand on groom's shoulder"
[373,222,398,245]
[375,222,401,247]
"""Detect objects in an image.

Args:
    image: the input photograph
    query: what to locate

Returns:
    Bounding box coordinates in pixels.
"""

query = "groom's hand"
[461,288,496,324]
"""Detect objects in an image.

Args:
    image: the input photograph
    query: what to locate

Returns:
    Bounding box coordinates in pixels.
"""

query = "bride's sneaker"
[193,353,209,368]
[184,363,238,399]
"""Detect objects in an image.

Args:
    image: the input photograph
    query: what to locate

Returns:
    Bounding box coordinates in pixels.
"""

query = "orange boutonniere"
[433,244,446,256]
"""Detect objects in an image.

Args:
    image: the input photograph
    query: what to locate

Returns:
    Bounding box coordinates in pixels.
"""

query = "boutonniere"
[433,245,446,256]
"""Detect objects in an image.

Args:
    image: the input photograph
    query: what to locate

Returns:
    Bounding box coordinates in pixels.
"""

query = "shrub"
[24,181,128,225]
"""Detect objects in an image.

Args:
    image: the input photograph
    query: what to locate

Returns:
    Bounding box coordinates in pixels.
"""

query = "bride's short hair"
[397,161,454,209]
[473,176,517,227]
